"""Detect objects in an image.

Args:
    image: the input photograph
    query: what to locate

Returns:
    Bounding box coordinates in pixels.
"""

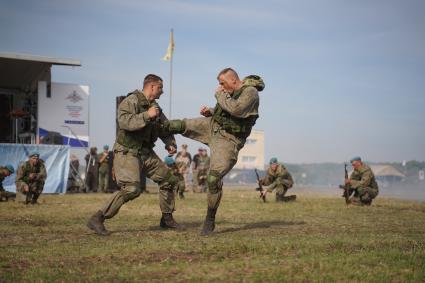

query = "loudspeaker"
[41,131,63,145]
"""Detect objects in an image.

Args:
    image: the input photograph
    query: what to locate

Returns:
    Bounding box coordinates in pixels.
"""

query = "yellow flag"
[162,29,174,61]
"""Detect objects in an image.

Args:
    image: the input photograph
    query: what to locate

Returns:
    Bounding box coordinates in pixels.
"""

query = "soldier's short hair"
[217,68,239,80]
[143,74,163,88]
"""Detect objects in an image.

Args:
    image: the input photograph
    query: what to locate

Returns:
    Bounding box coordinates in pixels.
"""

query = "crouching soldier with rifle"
[341,156,379,206]
[258,157,295,202]
[16,152,47,204]
[164,156,186,199]
[0,165,16,201]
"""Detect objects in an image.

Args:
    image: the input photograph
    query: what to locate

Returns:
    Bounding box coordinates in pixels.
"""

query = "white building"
[234,129,264,170]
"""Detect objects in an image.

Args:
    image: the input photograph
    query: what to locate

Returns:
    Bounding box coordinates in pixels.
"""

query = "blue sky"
[1,0,424,163]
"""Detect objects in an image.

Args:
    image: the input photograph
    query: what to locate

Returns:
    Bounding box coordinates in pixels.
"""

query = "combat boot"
[160,213,181,229]
[349,196,362,206]
[87,210,110,236]
[283,195,297,202]
[24,191,33,205]
[200,208,217,236]
[31,192,40,205]
[179,191,185,199]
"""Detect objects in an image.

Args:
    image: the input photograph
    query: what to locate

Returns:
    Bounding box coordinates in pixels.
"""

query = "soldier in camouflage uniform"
[259,158,295,202]
[85,147,99,192]
[87,74,182,236]
[196,148,210,193]
[15,152,47,204]
[164,68,264,235]
[345,156,379,206]
[191,148,203,192]
[0,164,16,201]
[175,144,192,191]
[98,145,110,193]
[164,156,186,199]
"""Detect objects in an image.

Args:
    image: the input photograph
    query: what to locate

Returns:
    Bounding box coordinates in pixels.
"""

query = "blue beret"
[5,164,14,174]
[164,156,175,166]
[350,156,361,163]
[269,157,278,164]
[103,145,109,150]
[29,152,40,157]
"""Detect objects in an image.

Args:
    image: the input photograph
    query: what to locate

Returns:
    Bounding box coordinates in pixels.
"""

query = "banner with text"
[38,81,89,147]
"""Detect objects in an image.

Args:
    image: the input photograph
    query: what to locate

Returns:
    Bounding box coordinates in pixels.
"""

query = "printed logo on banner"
[66,91,83,103]
[38,82,89,148]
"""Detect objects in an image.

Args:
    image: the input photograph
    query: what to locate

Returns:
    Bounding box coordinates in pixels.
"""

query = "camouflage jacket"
[115,90,176,152]
[350,164,379,190]
[0,168,6,191]
[261,164,294,192]
[212,75,263,138]
[196,156,210,172]
[175,152,192,172]
[16,160,47,186]
[97,152,110,173]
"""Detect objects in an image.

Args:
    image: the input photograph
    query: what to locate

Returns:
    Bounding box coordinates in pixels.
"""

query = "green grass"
[1,187,425,282]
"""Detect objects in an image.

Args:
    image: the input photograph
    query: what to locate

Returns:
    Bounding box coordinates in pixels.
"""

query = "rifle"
[338,163,352,204]
[254,169,266,202]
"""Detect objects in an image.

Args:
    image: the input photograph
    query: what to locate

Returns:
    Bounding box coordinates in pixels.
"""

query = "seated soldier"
[259,157,295,202]
[164,156,186,199]
[0,164,16,201]
[15,152,47,204]
[345,156,379,206]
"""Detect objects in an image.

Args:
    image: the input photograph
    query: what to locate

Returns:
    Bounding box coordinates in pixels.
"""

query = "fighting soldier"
[164,68,264,235]
[87,74,182,235]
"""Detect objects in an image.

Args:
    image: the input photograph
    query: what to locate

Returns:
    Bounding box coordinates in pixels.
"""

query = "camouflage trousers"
[192,169,199,192]
[98,170,109,193]
[182,171,191,191]
[191,169,207,193]
[175,172,185,195]
[268,184,289,202]
[101,144,178,219]
[182,117,245,209]
[16,182,44,203]
[197,169,208,193]
[356,186,379,203]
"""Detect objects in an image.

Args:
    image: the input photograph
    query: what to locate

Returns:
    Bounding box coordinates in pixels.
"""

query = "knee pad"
[122,183,141,201]
[207,170,222,194]
[159,170,179,191]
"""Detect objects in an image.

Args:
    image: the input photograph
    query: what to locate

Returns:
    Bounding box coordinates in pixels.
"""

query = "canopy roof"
[370,165,405,177]
[0,52,81,91]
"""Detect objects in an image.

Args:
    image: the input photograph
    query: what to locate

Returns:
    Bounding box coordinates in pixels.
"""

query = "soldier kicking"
[164,68,264,235]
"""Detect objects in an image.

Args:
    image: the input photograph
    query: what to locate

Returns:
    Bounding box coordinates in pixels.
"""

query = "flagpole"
[169,37,173,118]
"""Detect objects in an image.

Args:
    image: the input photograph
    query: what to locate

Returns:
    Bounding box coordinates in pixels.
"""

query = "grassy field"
[1,187,425,282]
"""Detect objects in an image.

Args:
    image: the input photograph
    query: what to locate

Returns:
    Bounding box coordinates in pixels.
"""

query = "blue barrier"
[0,143,70,193]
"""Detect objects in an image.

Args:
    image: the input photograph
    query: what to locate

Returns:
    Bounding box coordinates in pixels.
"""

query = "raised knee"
[122,183,141,200]
[207,170,222,194]
[159,170,179,191]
